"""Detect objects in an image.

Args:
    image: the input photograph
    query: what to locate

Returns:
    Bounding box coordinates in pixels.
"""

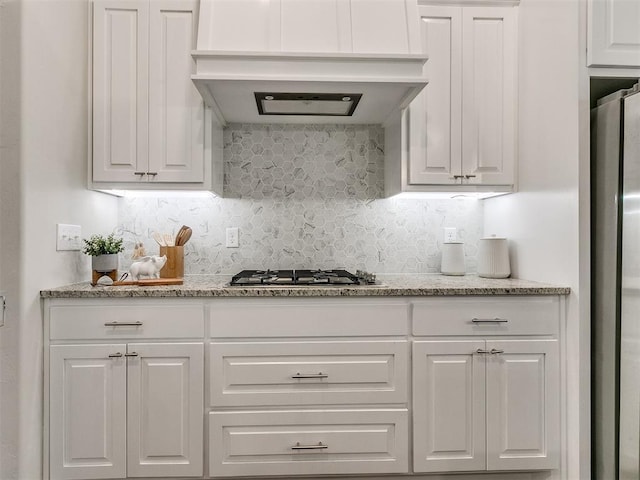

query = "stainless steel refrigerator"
[592,82,640,480]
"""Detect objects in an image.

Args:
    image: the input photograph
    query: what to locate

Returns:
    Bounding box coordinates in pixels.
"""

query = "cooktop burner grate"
[230,269,375,286]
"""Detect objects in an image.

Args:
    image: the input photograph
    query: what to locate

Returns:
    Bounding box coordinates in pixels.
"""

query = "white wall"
[15,1,118,478]
[483,0,587,478]
[0,0,23,478]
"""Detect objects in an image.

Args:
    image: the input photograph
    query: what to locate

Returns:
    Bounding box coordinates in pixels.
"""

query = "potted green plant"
[82,234,124,279]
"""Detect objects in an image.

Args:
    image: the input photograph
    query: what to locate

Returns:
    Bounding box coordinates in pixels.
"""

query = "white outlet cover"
[226,227,239,248]
[57,224,82,251]
[444,227,457,243]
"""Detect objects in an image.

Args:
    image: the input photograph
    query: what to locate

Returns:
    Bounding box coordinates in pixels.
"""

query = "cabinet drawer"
[412,296,560,336]
[208,409,408,477]
[49,304,204,340]
[209,300,409,337]
[210,340,408,407]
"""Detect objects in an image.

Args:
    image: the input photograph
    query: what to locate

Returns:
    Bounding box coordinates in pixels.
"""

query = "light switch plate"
[57,224,82,251]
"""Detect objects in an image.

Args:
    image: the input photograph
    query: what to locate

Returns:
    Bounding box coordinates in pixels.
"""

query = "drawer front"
[412,296,560,336]
[210,340,408,407]
[49,304,204,340]
[208,409,408,477]
[209,300,409,337]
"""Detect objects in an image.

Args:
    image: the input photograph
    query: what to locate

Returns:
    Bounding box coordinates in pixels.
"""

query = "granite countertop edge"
[40,274,571,299]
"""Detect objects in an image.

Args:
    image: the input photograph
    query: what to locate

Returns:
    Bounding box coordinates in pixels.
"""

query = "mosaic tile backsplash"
[116,124,484,274]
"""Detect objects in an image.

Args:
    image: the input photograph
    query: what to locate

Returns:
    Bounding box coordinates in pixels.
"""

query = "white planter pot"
[92,254,118,273]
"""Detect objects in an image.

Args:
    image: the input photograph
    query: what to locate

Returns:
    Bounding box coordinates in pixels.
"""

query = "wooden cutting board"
[111,278,183,286]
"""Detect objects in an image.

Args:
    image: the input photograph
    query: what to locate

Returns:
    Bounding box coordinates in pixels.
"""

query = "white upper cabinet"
[385,3,518,196]
[588,0,640,67]
[92,0,223,192]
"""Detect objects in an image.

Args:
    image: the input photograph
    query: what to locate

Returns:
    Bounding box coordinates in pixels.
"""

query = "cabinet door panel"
[588,0,640,66]
[93,0,149,182]
[413,340,486,473]
[49,344,127,480]
[127,342,204,477]
[408,6,462,185]
[148,1,204,183]
[461,7,516,185]
[486,339,560,470]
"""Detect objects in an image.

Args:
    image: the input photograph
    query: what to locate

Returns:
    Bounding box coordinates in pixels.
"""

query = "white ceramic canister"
[477,236,510,278]
[441,242,466,276]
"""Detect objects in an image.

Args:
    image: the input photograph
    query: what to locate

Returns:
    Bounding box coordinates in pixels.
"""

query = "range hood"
[192,0,428,126]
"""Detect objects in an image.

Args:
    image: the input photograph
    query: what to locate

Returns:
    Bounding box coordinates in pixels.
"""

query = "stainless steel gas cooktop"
[229,269,376,286]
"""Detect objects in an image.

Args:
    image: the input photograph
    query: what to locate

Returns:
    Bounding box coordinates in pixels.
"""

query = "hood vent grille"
[254,92,362,117]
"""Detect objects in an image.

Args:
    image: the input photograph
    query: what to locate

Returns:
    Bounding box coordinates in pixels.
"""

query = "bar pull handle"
[125,352,139,357]
[133,172,146,176]
[450,175,464,180]
[147,172,158,177]
[108,352,123,358]
[471,317,508,323]
[291,372,328,379]
[464,174,477,179]
[291,442,328,451]
[104,321,143,327]
[0,293,5,328]
[476,348,491,354]
[490,348,504,355]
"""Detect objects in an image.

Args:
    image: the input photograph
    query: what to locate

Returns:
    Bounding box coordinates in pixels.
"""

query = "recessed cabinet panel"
[49,344,127,480]
[210,340,408,406]
[461,7,516,185]
[148,2,205,183]
[486,339,560,470]
[408,7,462,185]
[413,341,486,473]
[209,409,409,477]
[127,342,204,477]
[588,0,640,66]
[93,1,149,182]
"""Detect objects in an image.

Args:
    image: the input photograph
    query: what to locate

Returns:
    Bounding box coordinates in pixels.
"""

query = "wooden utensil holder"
[160,246,184,278]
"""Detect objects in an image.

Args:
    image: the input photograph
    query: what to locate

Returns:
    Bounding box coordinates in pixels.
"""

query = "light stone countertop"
[40,274,570,298]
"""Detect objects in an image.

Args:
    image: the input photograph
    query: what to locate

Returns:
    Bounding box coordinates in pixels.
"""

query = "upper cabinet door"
[407,6,463,185]
[588,0,640,67]
[485,339,560,471]
[93,0,149,182]
[148,1,205,183]
[461,7,517,186]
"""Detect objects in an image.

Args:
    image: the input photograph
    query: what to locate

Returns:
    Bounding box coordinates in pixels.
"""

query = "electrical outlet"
[226,227,239,248]
[444,227,457,243]
[57,224,82,251]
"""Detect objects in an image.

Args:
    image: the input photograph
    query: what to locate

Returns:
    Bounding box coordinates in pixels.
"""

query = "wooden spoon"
[178,227,192,246]
[175,225,188,246]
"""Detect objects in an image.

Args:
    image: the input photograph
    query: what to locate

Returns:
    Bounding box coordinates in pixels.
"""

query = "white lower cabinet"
[412,297,561,474]
[45,295,563,479]
[49,342,204,480]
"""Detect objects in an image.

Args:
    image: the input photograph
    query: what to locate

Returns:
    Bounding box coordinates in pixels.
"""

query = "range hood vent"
[192,0,428,125]
[255,92,362,116]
